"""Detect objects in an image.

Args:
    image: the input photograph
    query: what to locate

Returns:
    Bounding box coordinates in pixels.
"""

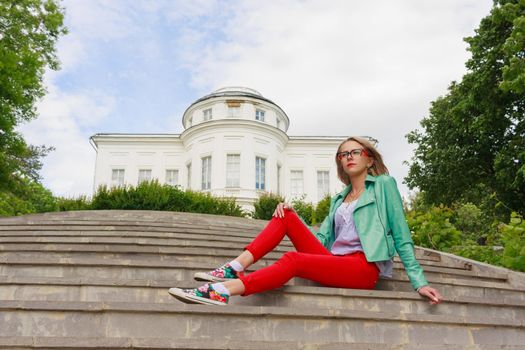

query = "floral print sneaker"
[168,284,229,306]
[194,263,244,282]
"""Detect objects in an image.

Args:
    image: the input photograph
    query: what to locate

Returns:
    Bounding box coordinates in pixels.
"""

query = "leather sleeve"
[383,176,429,290]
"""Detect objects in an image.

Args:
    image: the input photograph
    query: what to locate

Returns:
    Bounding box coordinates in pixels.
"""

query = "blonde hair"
[335,136,389,185]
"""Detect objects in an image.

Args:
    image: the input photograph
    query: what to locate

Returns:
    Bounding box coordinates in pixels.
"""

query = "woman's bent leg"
[245,209,330,262]
[239,251,379,296]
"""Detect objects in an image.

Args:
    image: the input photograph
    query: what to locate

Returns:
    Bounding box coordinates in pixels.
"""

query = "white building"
[90,87,376,210]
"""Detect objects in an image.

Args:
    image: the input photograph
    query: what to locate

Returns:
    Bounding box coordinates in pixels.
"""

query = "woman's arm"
[382,176,443,304]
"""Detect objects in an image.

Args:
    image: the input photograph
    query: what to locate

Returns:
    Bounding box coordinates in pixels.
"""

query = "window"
[201,156,212,190]
[276,118,281,129]
[226,154,240,187]
[277,165,281,195]
[166,169,179,186]
[203,108,212,121]
[317,171,330,200]
[290,170,304,197]
[138,169,152,184]
[186,163,192,189]
[255,157,266,190]
[228,106,240,118]
[188,116,193,127]
[255,109,265,122]
[111,169,125,186]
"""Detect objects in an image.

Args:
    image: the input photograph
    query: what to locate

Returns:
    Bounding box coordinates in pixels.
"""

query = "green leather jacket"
[314,174,428,290]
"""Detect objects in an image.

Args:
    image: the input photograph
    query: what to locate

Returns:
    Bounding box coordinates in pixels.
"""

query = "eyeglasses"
[336,149,369,160]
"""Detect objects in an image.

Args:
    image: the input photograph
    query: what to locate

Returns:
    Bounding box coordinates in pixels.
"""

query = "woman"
[169,136,443,306]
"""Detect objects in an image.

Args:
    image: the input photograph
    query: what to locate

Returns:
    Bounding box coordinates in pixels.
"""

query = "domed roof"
[213,87,262,96]
[182,87,290,131]
[189,86,278,106]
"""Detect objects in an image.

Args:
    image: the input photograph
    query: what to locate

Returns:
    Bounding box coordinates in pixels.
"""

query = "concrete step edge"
[0,256,516,290]
[1,336,522,350]
[0,247,481,278]
[0,236,444,264]
[0,249,506,281]
[0,219,266,230]
[1,275,524,308]
[0,209,268,224]
[0,247,466,275]
[0,233,259,247]
[0,226,262,240]
[2,300,524,328]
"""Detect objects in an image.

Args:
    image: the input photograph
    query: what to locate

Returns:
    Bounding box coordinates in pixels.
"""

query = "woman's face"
[338,140,373,178]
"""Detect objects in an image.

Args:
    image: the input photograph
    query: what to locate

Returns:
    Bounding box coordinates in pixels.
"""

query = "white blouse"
[331,199,393,279]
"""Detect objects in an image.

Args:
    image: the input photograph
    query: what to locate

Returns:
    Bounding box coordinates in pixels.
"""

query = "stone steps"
[0,253,519,295]
[2,262,524,302]
[1,275,524,321]
[0,248,507,283]
[1,300,524,345]
[0,234,475,273]
[0,242,471,275]
[0,231,502,275]
[1,210,525,349]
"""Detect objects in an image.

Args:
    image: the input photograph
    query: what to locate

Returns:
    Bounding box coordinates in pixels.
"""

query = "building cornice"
[90,133,181,149]
[180,119,289,145]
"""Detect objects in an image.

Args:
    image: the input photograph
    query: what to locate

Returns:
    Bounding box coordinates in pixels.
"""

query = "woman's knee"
[279,251,300,265]
[281,209,304,227]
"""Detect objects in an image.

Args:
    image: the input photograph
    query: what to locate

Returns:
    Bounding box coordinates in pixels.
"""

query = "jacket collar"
[334,174,376,205]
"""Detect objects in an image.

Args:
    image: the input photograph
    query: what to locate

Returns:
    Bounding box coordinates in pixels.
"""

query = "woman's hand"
[418,285,443,305]
[273,202,294,218]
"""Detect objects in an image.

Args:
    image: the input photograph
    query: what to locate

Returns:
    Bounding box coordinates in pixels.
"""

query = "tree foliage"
[500,213,525,271]
[0,177,58,216]
[0,0,66,192]
[405,194,524,272]
[405,0,525,217]
[406,205,463,252]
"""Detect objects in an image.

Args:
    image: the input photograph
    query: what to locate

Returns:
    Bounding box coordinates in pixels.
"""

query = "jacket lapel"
[355,175,377,211]
[330,175,377,218]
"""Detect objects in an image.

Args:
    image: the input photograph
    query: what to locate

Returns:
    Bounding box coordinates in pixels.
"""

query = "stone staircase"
[0,210,524,349]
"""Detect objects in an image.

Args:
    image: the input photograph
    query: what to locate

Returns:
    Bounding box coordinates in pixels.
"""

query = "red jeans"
[239,209,380,296]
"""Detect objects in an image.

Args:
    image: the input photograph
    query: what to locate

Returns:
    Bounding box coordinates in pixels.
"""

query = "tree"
[0,0,66,193]
[405,0,525,216]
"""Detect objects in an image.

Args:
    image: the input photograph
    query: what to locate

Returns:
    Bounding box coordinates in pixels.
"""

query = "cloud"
[180,0,493,193]
[19,79,115,197]
[18,0,494,199]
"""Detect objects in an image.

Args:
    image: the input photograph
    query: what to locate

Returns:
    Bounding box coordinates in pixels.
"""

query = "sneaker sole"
[168,288,227,306]
[194,272,231,283]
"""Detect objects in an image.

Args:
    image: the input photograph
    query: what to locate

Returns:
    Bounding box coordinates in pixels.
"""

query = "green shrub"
[90,181,245,217]
[406,205,462,251]
[252,192,284,220]
[56,196,92,211]
[291,195,315,226]
[500,213,525,272]
[313,194,331,225]
[182,190,245,217]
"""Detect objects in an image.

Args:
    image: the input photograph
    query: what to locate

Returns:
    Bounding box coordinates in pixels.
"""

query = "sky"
[19,0,494,199]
